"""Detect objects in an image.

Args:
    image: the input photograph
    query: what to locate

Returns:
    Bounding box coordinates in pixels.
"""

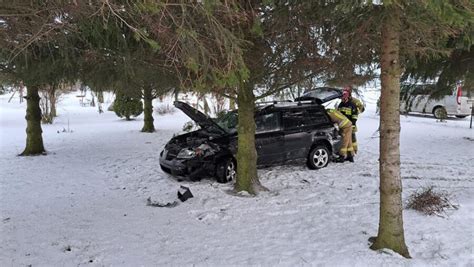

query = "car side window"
[283,109,329,130]
[306,109,330,125]
[255,112,281,133]
[282,110,306,130]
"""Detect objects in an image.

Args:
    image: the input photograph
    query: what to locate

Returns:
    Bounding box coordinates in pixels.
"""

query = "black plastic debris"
[177,186,193,202]
[146,197,178,208]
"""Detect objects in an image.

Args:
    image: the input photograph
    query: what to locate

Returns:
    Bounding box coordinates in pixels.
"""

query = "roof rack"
[255,100,292,107]
[293,96,323,105]
[255,98,323,110]
[296,100,316,105]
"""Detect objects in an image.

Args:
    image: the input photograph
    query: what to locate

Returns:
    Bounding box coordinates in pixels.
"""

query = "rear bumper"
[457,104,473,115]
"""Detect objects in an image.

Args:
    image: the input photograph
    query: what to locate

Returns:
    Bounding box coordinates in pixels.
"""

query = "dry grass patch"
[406,186,458,216]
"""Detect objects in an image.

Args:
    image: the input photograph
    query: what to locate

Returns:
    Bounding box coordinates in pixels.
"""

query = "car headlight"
[177,148,196,159]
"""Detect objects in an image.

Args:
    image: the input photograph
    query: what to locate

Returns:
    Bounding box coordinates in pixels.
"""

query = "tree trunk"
[203,98,210,115]
[20,85,46,156]
[141,86,155,132]
[234,82,264,194]
[229,97,236,110]
[19,84,24,103]
[97,91,104,113]
[174,89,179,101]
[97,91,104,103]
[40,90,51,124]
[49,85,57,118]
[90,93,96,107]
[370,9,410,258]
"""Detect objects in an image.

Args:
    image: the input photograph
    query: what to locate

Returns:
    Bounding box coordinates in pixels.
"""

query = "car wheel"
[307,145,330,170]
[455,115,467,118]
[433,106,447,119]
[216,158,236,183]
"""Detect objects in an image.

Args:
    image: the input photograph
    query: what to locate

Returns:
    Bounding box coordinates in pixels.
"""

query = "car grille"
[166,150,177,160]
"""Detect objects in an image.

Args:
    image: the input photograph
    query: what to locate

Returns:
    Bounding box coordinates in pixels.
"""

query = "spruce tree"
[375,6,410,256]
[113,92,143,121]
[402,24,473,97]
[226,1,374,194]
[375,2,469,257]
[0,42,80,155]
[1,1,248,153]
[299,0,472,257]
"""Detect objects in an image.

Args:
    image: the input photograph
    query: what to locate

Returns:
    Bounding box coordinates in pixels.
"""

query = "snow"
[1,91,473,266]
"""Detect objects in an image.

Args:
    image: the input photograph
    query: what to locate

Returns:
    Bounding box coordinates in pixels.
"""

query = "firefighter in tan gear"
[339,86,364,154]
[327,109,354,162]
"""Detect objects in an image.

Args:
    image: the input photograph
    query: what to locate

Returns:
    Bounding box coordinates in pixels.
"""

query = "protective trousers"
[327,110,354,158]
[352,126,358,154]
[340,123,354,157]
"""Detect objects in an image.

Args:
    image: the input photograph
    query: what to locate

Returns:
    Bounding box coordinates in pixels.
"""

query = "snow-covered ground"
[0,91,473,266]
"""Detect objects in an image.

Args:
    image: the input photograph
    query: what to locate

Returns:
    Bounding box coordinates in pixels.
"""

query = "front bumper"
[159,150,214,179]
[159,149,188,176]
[160,159,187,176]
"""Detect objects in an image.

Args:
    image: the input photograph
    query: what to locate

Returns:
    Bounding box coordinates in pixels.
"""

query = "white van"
[400,84,473,119]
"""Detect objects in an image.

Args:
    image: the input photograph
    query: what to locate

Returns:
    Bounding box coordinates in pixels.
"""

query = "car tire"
[307,145,330,170]
[455,115,467,118]
[433,106,447,119]
[215,158,236,183]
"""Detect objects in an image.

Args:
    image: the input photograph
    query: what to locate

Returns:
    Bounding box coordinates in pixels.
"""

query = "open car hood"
[174,101,227,135]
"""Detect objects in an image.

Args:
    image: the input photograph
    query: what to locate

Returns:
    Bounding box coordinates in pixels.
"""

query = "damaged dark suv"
[159,100,342,183]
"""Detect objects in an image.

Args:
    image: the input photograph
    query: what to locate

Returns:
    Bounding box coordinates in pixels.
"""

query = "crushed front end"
[159,131,230,181]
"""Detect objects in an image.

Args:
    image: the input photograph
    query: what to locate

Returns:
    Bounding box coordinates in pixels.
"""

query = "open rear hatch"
[297,87,343,103]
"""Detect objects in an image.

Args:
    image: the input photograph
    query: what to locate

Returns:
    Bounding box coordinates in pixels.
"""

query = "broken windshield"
[214,111,238,134]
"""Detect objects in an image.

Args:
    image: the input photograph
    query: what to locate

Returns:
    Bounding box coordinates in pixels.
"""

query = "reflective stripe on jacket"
[327,109,352,129]
[338,100,358,125]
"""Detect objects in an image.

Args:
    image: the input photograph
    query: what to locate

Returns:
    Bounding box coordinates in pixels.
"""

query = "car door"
[281,109,313,161]
[254,112,285,165]
[443,87,459,114]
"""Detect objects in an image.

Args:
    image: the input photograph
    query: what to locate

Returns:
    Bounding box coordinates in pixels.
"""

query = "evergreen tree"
[0,40,80,155]
[224,1,375,194]
[300,0,472,257]
[376,6,409,256]
[402,25,473,97]
[133,66,179,133]
[113,92,143,121]
[374,2,470,257]
[1,1,247,154]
